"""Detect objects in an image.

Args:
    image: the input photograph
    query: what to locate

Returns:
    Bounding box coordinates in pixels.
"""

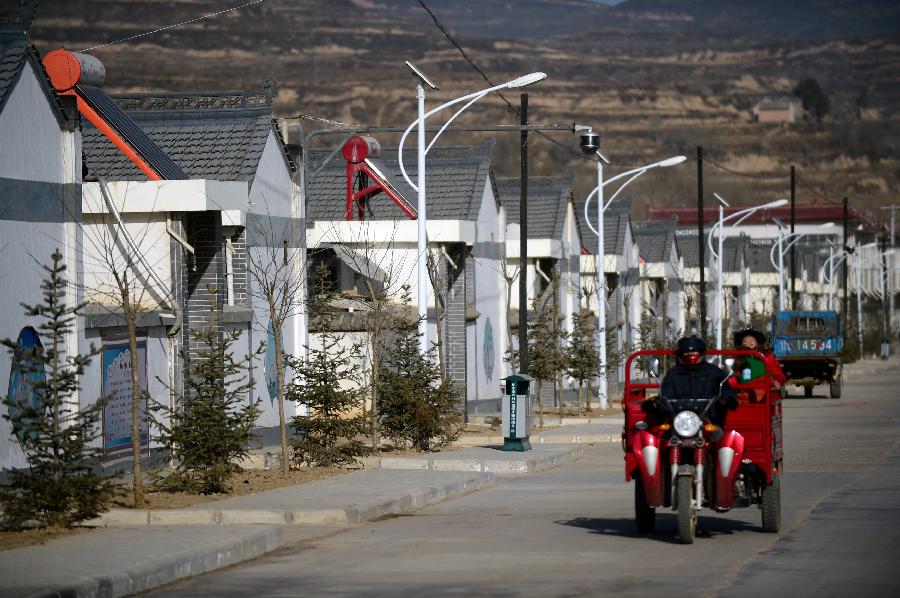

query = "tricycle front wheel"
[762,472,781,533]
[634,477,656,533]
[676,476,696,544]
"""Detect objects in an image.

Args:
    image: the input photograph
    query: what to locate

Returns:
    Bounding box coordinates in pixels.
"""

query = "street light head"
[579,131,601,155]
[506,72,547,88]
[405,61,438,89]
[713,192,730,207]
[818,222,837,229]
[659,155,687,168]
[766,198,789,209]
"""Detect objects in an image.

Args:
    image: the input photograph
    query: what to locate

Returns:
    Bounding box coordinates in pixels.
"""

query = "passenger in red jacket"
[733,329,786,390]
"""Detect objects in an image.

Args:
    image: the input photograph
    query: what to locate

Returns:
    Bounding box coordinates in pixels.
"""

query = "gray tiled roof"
[82,89,290,184]
[495,173,574,241]
[633,219,677,263]
[0,34,26,113]
[721,235,748,273]
[576,197,630,256]
[676,231,702,268]
[0,31,65,125]
[747,239,777,274]
[305,141,494,222]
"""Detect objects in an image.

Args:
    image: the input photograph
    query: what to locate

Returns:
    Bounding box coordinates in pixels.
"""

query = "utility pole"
[790,165,796,310]
[519,93,529,373]
[697,146,707,336]
[842,197,850,349]
[881,232,890,359]
[880,205,897,336]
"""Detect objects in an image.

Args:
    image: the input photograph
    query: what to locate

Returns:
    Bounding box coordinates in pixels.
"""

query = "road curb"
[380,445,584,474]
[12,526,282,598]
[87,472,494,527]
[453,433,619,446]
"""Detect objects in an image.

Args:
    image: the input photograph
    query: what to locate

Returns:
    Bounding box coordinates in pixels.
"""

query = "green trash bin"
[501,374,533,451]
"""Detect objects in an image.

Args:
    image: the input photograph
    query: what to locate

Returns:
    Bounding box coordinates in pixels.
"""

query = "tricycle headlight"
[673,411,702,437]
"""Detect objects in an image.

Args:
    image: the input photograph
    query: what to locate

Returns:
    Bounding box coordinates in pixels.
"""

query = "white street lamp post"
[821,247,849,311]
[855,256,863,356]
[400,64,547,353]
[769,222,835,312]
[582,152,687,409]
[707,196,788,350]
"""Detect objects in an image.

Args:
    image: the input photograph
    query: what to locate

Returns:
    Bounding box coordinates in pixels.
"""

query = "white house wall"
[81,213,172,310]
[0,64,68,183]
[470,177,505,403]
[244,134,299,431]
[0,61,84,470]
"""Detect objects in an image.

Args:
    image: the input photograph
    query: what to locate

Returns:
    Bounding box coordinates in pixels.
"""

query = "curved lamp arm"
[583,156,687,237]
[707,199,788,259]
[398,72,547,193]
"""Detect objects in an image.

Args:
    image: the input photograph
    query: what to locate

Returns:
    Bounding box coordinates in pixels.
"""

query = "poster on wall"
[101,335,149,461]
[6,327,46,444]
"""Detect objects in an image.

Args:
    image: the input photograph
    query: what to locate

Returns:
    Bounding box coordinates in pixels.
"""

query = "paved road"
[148,367,900,597]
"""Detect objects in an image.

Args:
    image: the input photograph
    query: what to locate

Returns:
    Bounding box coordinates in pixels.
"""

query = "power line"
[415,0,591,162]
[79,0,265,52]
[703,156,777,181]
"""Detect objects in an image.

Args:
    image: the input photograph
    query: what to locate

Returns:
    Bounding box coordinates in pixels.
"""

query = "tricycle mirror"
[646,357,660,379]
[724,357,735,374]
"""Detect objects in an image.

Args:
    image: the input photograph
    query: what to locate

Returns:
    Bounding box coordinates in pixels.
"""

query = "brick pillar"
[445,244,468,409]
[184,211,225,370]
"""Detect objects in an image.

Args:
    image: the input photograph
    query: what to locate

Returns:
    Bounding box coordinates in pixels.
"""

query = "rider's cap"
[676,335,707,354]
[733,329,766,347]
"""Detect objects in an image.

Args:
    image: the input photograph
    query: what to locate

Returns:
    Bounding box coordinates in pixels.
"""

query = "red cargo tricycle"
[622,350,783,544]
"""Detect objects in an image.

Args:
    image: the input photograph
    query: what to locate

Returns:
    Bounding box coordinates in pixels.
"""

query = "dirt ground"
[111,466,350,509]
[0,466,350,552]
[0,526,93,552]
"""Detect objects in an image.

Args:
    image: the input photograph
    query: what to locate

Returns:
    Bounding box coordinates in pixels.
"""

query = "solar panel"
[77,85,187,180]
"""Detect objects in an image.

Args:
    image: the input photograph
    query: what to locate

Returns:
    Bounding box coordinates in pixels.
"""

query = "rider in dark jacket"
[646,336,738,427]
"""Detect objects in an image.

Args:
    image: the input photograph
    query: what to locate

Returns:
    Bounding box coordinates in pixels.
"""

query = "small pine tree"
[527,292,567,426]
[377,293,462,451]
[0,250,114,530]
[152,298,261,494]
[566,308,599,415]
[288,264,371,467]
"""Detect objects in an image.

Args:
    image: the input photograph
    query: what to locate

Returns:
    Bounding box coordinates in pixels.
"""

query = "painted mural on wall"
[6,327,46,443]
[483,317,495,384]
[101,335,148,460]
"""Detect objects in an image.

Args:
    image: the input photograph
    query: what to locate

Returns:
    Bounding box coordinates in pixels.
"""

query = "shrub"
[0,250,114,529]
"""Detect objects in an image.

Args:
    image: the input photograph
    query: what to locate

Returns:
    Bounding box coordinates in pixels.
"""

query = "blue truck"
[772,310,844,398]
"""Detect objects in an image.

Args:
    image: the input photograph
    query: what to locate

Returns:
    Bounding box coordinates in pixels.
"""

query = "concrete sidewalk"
[453,416,624,446]
[0,443,582,598]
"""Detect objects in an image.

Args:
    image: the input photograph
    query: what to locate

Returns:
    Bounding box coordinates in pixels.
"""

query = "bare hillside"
[27,0,900,218]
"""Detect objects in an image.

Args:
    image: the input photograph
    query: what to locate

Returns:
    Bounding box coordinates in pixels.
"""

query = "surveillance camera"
[579,131,600,155]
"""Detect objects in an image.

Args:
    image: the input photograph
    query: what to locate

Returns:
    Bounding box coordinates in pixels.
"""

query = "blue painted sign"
[101,337,148,454]
[6,327,46,443]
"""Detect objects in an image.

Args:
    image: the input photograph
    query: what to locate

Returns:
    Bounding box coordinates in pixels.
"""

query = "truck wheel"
[634,477,656,533]
[804,385,813,398]
[762,472,781,533]
[676,476,696,544]
[829,380,842,399]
